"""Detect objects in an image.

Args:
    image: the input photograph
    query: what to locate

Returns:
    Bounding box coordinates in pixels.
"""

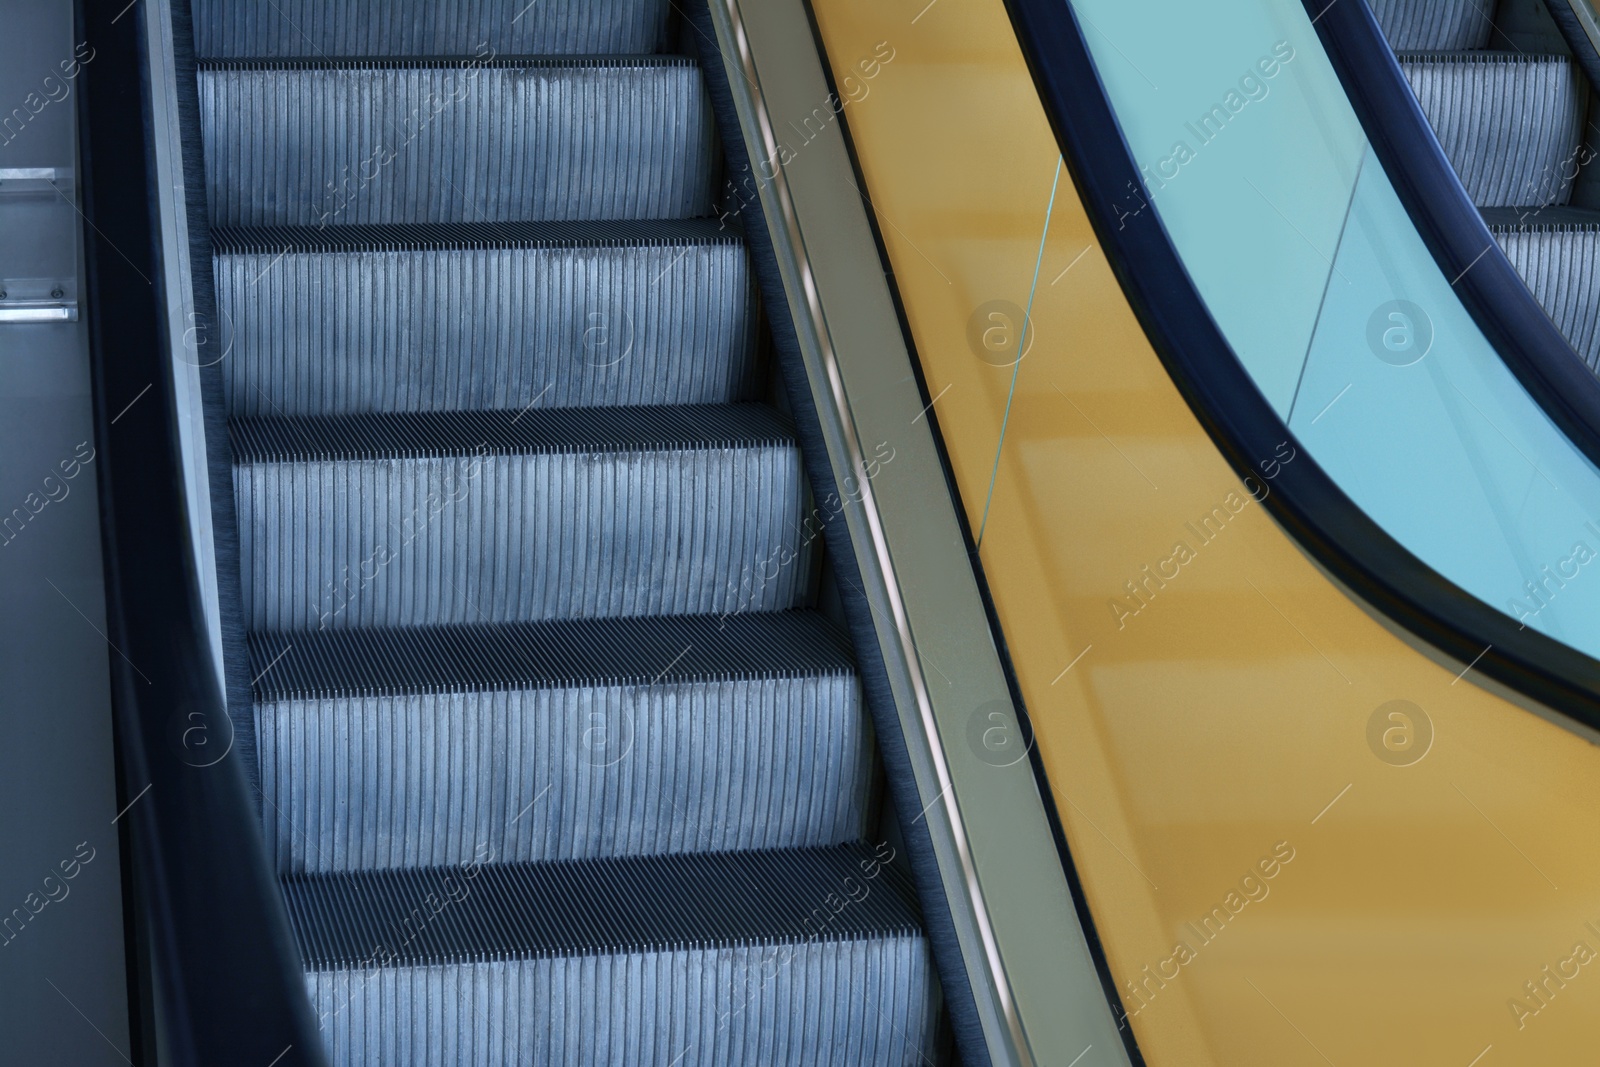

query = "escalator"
[1371,0,1600,371]
[165,0,944,1061]
[81,0,1600,1061]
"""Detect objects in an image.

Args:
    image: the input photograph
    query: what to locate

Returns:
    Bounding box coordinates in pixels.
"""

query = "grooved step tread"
[193,0,670,60]
[1481,205,1600,231]
[249,612,854,700]
[199,55,695,72]
[284,843,918,967]
[213,218,742,254]
[1368,0,1492,52]
[230,405,794,462]
[1395,49,1569,62]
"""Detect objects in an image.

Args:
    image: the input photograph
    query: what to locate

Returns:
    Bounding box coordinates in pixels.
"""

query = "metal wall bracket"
[0,166,74,194]
[0,167,80,324]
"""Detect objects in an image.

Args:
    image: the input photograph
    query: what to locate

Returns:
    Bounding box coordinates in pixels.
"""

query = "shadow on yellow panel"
[807,0,1600,1063]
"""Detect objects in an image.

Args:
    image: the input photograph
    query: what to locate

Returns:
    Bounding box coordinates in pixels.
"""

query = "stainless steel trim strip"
[143,0,227,694]
[706,5,1030,1063]
[0,166,64,181]
[0,305,75,322]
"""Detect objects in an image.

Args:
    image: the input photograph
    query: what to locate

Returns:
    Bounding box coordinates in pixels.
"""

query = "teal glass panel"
[1070,0,1600,657]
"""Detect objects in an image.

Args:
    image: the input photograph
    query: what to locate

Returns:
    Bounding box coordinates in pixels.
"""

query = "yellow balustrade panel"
[808,1,1600,1062]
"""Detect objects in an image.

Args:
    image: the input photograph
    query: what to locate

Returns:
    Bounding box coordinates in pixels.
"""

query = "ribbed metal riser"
[1368,0,1491,51]
[216,243,756,416]
[306,939,936,1067]
[1400,55,1582,208]
[257,676,873,873]
[200,64,716,227]
[193,0,669,58]
[1494,225,1600,369]
[236,449,810,631]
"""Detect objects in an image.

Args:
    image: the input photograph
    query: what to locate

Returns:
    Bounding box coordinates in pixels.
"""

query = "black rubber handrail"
[76,1,326,1064]
[1307,0,1600,479]
[1545,0,1600,101]
[997,0,1600,727]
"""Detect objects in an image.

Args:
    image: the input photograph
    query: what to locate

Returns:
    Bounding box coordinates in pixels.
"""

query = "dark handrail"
[1305,0,1600,482]
[1545,0,1600,99]
[76,1,325,1063]
[997,0,1600,727]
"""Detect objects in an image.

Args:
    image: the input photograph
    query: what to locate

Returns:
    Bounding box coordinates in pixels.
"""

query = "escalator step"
[213,220,756,416]
[248,613,872,872]
[1368,0,1491,51]
[193,0,670,59]
[1399,53,1583,208]
[250,611,854,698]
[199,58,716,227]
[231,406,812,631]
[1484,206,1600,371]
[285,844,937,1066]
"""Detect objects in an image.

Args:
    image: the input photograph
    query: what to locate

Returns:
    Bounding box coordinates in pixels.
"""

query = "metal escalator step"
[230,406,812,631]
[188,0,946,1054]
[248,613,872,873]
[199,58,715,227]
[1398,53,1583,208]
[1368,0,1491,51]
[1483,205,1600,371]
[228,404,794,459]
[193,0,669,59]
[285,845,937,1066]
[212,219,746,253]
[250,610,854,698]
[212,221,756,416]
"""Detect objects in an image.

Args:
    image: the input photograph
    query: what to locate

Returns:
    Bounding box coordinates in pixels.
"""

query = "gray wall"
[0,0,132,1062]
